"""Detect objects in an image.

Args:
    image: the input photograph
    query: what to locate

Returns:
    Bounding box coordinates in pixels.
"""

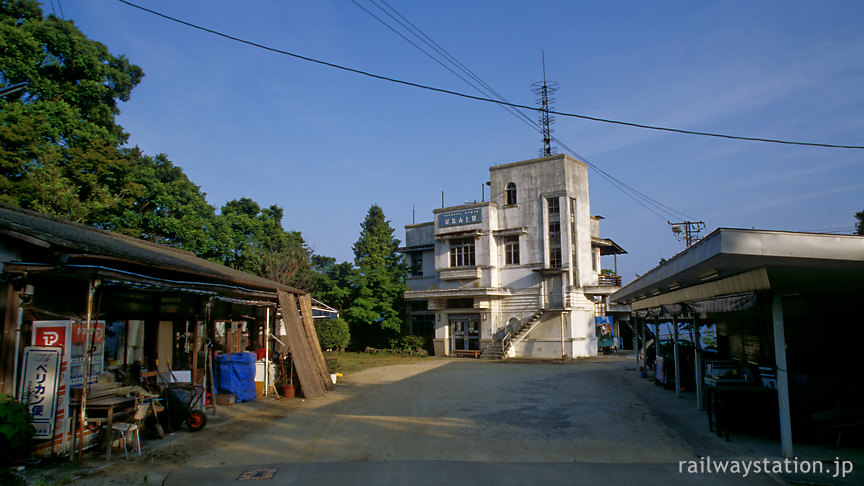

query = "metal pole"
[673,317,681,398]
[772,294,794,457]
[78,279,96,461]
[654,319,660,372]
[640,317,646,370]
[264,307,270,397]
[694,316,703,411]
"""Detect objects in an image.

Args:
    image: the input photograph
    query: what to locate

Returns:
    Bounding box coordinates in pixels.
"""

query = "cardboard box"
[215,393,235,406]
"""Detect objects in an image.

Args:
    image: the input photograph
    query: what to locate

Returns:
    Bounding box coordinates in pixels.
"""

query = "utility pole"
[668,221,706,248]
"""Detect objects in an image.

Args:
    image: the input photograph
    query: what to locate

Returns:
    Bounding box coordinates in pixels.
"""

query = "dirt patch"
[18,396,304,485]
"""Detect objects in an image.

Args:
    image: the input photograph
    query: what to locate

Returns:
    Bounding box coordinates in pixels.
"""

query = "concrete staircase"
[490,310,545,359]
[480,341,504,360]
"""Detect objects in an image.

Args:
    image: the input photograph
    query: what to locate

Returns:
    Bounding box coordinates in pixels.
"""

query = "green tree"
[343,204,407,347]
[0,0,144,221]
[107,149,215,255]
[856,209,864,235]
[310,255,355,312]
[207,198,317,291]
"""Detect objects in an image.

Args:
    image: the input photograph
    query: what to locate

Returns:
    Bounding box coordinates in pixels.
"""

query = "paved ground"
[160,354,818,485]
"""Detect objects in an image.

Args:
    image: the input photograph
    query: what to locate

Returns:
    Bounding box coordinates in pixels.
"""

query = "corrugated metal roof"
[0,203,302,295]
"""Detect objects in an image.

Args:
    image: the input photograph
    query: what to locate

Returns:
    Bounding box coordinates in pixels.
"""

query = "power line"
[115,0,864,151]
[352,0,698,223]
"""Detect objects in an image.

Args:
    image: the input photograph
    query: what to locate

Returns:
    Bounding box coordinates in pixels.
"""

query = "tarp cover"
[213,352,257,402]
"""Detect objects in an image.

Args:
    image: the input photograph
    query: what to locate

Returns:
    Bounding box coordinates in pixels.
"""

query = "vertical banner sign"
[18,347,62,439]
[595,316,615,349]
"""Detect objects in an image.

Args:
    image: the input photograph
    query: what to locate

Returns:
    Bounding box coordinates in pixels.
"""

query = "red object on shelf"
[255,348,266,360]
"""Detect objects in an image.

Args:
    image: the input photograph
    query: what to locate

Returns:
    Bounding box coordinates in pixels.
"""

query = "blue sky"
[61,1,863,283]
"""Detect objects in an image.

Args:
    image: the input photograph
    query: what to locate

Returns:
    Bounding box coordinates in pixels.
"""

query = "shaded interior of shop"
[637,290,864,449]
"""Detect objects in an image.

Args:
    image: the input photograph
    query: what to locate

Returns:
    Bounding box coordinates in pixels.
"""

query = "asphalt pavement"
[162,354,861,485]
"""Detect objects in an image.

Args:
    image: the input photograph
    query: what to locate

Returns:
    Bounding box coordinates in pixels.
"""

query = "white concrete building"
[402,154,625,359]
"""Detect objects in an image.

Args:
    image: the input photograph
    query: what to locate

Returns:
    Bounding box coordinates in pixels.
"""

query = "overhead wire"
[351,0,544,137]
[115,0,864,151]
[352,0,698,223]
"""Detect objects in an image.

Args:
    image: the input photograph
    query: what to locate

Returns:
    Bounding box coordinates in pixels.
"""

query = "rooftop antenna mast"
[531,52,559,157]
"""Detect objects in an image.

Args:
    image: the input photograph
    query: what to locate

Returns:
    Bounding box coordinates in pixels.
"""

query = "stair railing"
[500,299,541,355]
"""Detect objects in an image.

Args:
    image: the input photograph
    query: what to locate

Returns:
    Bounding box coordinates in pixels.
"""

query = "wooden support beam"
[278,291,329,398]
[298,294,334,391]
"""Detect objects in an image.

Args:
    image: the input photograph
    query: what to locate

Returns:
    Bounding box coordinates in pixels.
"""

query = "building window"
[550,247,562,268]
[547,196,559,217]
[449,238,475,267]
[410,314,435,337]
[505,182,517,205]
[503,236,520,265]
[410,252,423,276]
[548,222,561,244]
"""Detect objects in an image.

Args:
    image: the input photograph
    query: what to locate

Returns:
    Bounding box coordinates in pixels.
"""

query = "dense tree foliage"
[0,1,316,289]
[108,149,215,255]
[206,198,315,291]
[310,255,355,311]
[343,204,407,347]
[856,210,864,236]
[0,2,414,347]
[0,0,143,221]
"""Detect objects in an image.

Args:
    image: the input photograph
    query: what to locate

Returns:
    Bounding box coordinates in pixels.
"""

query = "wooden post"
[772,294,794,457]
[1,284,19,396]
[191,313,200,385]
[673,316,680,398]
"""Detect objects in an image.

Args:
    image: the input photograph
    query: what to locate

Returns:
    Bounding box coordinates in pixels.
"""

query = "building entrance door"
[545,275,563,308]
[450,315,480,351]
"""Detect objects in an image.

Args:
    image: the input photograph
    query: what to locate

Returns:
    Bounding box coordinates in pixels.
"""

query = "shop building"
[402,154,625,359]
[611,228,864,457]
[0,203,332,457]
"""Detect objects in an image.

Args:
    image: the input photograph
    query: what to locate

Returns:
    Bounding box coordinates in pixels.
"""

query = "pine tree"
[344,205,407,347]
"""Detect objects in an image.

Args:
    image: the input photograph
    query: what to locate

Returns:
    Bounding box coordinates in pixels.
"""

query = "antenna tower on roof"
[531,52,559,157]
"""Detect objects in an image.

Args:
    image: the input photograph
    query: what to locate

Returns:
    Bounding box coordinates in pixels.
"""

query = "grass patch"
[323,351,429,374]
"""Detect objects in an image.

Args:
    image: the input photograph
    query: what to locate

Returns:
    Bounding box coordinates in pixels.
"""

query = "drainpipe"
[560,313,566,359]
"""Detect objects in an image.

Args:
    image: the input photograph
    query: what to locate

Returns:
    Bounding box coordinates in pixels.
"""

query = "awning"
[685,292,756,315]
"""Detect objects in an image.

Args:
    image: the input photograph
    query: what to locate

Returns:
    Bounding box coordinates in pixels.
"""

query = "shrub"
[0,394,35,466]
[315,318,350,351]
[388,335,428,353]
[326,358,341,374]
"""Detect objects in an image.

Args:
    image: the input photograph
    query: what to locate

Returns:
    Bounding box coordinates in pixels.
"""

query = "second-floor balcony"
[598,273,623,286]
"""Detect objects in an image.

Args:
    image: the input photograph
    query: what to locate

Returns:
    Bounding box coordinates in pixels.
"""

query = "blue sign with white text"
[438,208,482,227]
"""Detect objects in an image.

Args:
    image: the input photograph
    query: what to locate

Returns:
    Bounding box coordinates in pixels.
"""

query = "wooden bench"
[451,349,482,359]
